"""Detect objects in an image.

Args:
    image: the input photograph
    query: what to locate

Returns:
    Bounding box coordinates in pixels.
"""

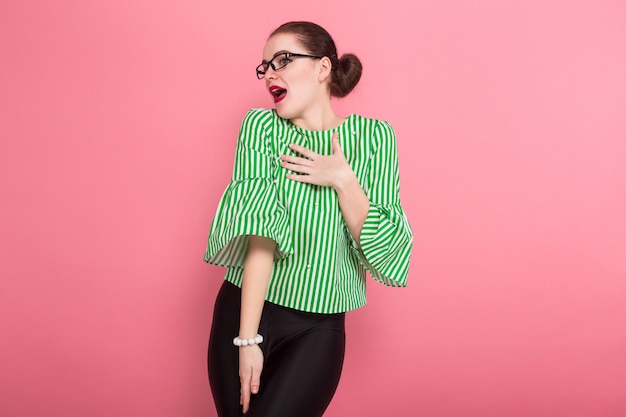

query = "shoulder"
[350,114,395,132]
[243,107,275,120]
[373,119,396,146]
[239,108,278,134]
[236,109,282,155]
[350,114,396,150]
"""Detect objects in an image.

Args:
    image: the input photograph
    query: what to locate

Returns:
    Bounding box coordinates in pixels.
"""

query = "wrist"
[238,328,259,340]
[233,334,264,347]
[333,169,358,194]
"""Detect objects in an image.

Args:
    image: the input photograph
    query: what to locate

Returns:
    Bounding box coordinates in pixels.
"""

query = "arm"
[353,120,413,286]
[239,236,276,338]
[204,110,290,413]
[204,109,293,268]
[333,163,370,246]
[240,235,276,339]
[238,235,276,414]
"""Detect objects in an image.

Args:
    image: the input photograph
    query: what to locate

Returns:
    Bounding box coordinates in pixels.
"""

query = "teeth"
[271,88,286,98]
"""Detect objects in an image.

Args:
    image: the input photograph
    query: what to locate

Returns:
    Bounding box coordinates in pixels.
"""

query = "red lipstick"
[269,85,287,104]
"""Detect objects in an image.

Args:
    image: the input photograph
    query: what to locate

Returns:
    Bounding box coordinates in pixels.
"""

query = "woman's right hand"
[239,344,264,414]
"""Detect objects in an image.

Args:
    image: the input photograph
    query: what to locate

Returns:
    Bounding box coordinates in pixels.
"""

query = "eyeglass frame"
[256,52,324,79]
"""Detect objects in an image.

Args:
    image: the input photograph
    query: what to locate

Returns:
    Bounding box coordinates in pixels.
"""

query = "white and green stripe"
[204,108,412,313]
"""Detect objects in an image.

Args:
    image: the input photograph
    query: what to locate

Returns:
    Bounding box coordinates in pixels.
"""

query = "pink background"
[1,1,625,416]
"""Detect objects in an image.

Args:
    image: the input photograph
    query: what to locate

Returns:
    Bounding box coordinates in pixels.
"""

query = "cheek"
[287,65,317,88]
[290,78,317,100]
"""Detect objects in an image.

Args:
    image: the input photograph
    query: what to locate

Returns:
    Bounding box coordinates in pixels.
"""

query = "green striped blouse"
[204,108,412,313]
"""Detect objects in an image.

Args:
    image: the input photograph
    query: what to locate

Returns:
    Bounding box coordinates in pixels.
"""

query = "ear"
[317,56,332,83]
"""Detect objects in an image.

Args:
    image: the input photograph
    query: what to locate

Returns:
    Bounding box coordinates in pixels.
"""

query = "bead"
[233,334,264,347]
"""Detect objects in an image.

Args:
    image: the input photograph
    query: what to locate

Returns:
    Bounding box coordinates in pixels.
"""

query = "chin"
[274,105,296,120]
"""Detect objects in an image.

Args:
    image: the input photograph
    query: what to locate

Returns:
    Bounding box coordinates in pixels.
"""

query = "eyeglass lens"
[257,53,293,78]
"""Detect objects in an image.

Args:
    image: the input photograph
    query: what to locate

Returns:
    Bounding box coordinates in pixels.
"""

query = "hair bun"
[331,53,362,98]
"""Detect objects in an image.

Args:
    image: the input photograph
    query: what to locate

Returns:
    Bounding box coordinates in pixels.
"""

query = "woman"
[204,21,412,417]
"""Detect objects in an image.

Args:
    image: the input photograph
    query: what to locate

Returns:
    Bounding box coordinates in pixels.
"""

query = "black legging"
[208,281,346,417]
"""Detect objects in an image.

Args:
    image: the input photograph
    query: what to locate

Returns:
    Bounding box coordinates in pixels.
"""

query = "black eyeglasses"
[256,52,323,79]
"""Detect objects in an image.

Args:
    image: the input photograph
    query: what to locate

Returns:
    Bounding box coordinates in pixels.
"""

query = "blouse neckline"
[285,113,355,136]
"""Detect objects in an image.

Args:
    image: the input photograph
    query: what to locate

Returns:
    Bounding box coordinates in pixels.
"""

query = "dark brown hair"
[270,21,362,98]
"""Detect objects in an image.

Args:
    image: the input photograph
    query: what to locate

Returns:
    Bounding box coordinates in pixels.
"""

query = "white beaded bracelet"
[233,334,264,347]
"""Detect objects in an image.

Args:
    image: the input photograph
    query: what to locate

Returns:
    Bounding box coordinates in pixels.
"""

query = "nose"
[264,66,277,80]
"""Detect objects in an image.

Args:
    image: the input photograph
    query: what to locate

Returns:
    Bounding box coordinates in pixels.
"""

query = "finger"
[289,144,317,159]
[251,369,261,395]
[280,155,313,166]
[331,132,344,155]
[281,160,312,175]
[242,389,250,413]
[286,173,316,184]
[240,374,251,414]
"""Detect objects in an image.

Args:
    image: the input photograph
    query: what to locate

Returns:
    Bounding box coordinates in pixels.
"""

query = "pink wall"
[1,1,625,416]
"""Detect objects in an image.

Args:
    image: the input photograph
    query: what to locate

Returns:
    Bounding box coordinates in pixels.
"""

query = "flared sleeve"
[349,120,413,287]
[204,109,293,267]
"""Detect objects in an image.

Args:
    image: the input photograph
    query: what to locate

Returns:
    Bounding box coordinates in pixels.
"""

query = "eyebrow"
[262,50,291,64]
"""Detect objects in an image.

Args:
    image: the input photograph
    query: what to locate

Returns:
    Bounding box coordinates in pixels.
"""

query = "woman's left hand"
[280,132,354,189]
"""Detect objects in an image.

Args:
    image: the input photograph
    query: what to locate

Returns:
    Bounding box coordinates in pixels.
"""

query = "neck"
[289,100,345,131]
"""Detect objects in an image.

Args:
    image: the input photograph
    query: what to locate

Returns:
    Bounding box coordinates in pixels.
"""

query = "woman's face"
[261,33,327,120]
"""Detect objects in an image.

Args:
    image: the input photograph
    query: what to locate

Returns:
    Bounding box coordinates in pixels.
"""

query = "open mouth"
[269,86,287,103]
